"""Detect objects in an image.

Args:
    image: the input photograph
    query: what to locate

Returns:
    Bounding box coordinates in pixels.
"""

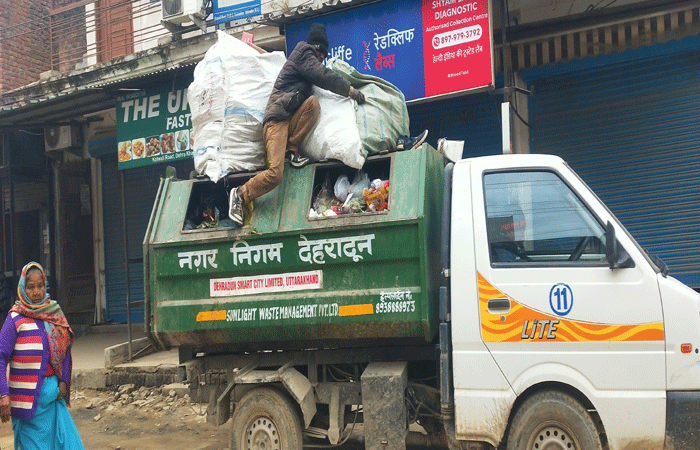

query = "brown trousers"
[241,95,320,205]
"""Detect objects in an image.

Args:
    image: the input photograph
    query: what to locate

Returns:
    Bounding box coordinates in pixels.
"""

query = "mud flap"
[231,364,317,429]
[666,391,700,450]
[361,362,408,450]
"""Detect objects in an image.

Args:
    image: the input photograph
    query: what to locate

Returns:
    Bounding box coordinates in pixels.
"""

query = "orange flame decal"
[478,273,664,342]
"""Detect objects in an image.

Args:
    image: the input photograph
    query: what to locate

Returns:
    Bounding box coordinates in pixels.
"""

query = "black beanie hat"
[307,23,329,55]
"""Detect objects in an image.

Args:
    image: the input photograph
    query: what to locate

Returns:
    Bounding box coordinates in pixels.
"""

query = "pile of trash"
[188,32,410,182]
[310,172,389,218]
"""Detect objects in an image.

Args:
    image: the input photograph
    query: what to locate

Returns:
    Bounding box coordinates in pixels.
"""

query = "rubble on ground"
[72,385,207,424]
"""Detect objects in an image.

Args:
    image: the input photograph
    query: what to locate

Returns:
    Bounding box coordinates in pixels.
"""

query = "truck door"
[469,158,666,446]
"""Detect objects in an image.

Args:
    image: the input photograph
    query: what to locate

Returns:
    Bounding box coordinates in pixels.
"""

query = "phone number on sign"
[376,300,416,314]
[432,25,482,50]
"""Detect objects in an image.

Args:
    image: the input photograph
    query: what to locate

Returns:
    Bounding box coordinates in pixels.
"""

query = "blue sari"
[12,376,84,450]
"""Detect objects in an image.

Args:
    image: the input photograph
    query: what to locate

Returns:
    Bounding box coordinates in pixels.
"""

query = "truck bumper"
[666,391,700,450]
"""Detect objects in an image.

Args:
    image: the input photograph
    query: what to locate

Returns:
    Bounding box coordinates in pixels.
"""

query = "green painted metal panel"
[145,146,445,351]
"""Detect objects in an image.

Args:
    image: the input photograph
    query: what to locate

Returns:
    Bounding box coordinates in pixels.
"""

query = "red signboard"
[422,0,493,97]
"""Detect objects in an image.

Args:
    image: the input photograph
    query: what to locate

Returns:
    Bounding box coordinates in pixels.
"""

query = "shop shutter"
[524,37,700,287]
[102,156,194,323]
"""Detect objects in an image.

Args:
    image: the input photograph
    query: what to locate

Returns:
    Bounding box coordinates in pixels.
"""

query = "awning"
[497,1,700,72]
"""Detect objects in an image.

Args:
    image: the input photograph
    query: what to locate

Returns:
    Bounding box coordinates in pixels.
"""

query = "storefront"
[0,127,96,323]
[284,0,700,288]
[94,76,195,323]
[284,0,504,158]
[521,23,700,288]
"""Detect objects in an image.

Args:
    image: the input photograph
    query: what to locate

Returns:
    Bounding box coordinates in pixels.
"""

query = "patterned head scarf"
[17,261,51,308]
[11,262,73,404]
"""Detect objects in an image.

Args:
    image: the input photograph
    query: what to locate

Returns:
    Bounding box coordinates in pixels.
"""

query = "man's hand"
[349,87,365,105]
[1,395,9,422]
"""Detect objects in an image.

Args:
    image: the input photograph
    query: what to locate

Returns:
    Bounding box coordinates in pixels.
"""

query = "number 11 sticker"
[550,283,573,316]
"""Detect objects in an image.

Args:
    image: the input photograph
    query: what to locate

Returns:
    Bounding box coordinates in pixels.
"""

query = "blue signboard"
[213,0,261,24]
[286,0,493,102]
[286,0,425,100]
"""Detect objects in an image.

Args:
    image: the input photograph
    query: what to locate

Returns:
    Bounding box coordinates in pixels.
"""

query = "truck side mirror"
[605,221,617,269]
[605,221,634,270]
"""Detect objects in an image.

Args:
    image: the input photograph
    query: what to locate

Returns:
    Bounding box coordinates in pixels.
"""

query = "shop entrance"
[57,160,94,319]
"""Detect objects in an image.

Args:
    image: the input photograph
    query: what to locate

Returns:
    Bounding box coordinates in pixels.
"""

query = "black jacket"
[263,41,352,125]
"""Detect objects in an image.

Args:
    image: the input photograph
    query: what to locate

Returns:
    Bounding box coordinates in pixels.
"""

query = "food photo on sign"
[131,138,145,159]
[146,136,161,157]
[116,79,193,170]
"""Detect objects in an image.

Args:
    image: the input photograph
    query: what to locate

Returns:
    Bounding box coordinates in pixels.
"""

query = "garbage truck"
[144,145,700,450]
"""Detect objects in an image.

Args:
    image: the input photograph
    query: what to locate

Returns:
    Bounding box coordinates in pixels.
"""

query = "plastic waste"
[334,175,351,202]
[349,171,370,202]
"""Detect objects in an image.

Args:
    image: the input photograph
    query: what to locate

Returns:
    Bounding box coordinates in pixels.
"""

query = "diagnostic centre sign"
[286,0,493,102]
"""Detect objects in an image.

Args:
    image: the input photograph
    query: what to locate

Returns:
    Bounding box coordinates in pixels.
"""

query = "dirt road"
[0,387,230,450]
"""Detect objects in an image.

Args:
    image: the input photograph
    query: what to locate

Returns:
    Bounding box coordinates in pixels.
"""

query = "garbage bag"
[300,84,364,169]
[189,31,286,182]
[334,174,351,202]
[312,174,337,215]
[350,171,370,199]
[329,59,410,155]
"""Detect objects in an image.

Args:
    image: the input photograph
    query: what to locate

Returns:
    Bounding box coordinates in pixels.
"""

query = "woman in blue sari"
[0,262,84,449]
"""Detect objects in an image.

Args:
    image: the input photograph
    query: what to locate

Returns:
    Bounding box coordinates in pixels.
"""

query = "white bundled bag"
[189,56,226,131]
[189,31,285,182]
[299,75,364,169]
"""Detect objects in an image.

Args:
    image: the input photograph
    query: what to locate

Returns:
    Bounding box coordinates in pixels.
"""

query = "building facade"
[0,0,698,325]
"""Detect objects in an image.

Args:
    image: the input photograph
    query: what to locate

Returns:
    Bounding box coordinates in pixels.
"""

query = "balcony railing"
[1,0,169,93]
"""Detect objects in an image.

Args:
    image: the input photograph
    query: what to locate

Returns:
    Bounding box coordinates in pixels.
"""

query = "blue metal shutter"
[408,90,502,158]
[102,156,193,322]
[525,37,700,287]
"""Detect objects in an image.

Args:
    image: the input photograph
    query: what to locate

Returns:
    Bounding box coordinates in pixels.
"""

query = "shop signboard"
[213,0,262,24]
[116,79,193,170]
[286,0,493,102]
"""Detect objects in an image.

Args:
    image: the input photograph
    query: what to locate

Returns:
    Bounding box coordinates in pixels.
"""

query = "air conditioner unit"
[44,125,82,153]
[162,0,207,25]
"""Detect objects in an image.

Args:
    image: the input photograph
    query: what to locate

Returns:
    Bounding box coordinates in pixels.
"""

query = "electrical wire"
[1,0,312,105]
[510,102,530,129]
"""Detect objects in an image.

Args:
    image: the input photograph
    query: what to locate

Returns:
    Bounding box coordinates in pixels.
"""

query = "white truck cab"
[450,154,700,450]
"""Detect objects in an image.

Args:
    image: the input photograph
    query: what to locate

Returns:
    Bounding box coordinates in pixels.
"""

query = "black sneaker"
[286,151,310,168]
[228,187,244,226]
[396,135,410,151]
[409,129,428,149]
[396,130,428,150]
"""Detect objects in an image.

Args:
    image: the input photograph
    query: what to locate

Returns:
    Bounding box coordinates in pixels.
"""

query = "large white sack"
[189,31,285,182]
[299,81,364,169]
[219,44,286,174]
[189,55,226,133]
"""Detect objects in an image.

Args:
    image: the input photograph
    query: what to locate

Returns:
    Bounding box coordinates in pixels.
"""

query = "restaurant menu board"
[286,0,493,102]
[116,80,193,170]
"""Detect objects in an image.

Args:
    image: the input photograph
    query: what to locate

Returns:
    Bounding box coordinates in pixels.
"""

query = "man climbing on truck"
[228,23,366,227]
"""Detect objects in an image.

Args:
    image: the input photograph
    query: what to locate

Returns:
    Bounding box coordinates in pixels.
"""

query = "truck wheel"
[507,391,602,450]
[231,386,303,450]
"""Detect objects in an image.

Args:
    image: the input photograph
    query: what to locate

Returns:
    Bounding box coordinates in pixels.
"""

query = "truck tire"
[231,386,303,450]
[506,391,602,450]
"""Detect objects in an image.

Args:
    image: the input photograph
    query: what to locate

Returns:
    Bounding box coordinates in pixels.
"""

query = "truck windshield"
[484,170,607,265]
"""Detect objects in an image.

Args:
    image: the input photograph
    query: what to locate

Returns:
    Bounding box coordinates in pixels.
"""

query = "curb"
[73,365,179,391]
[104,336,155,368]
